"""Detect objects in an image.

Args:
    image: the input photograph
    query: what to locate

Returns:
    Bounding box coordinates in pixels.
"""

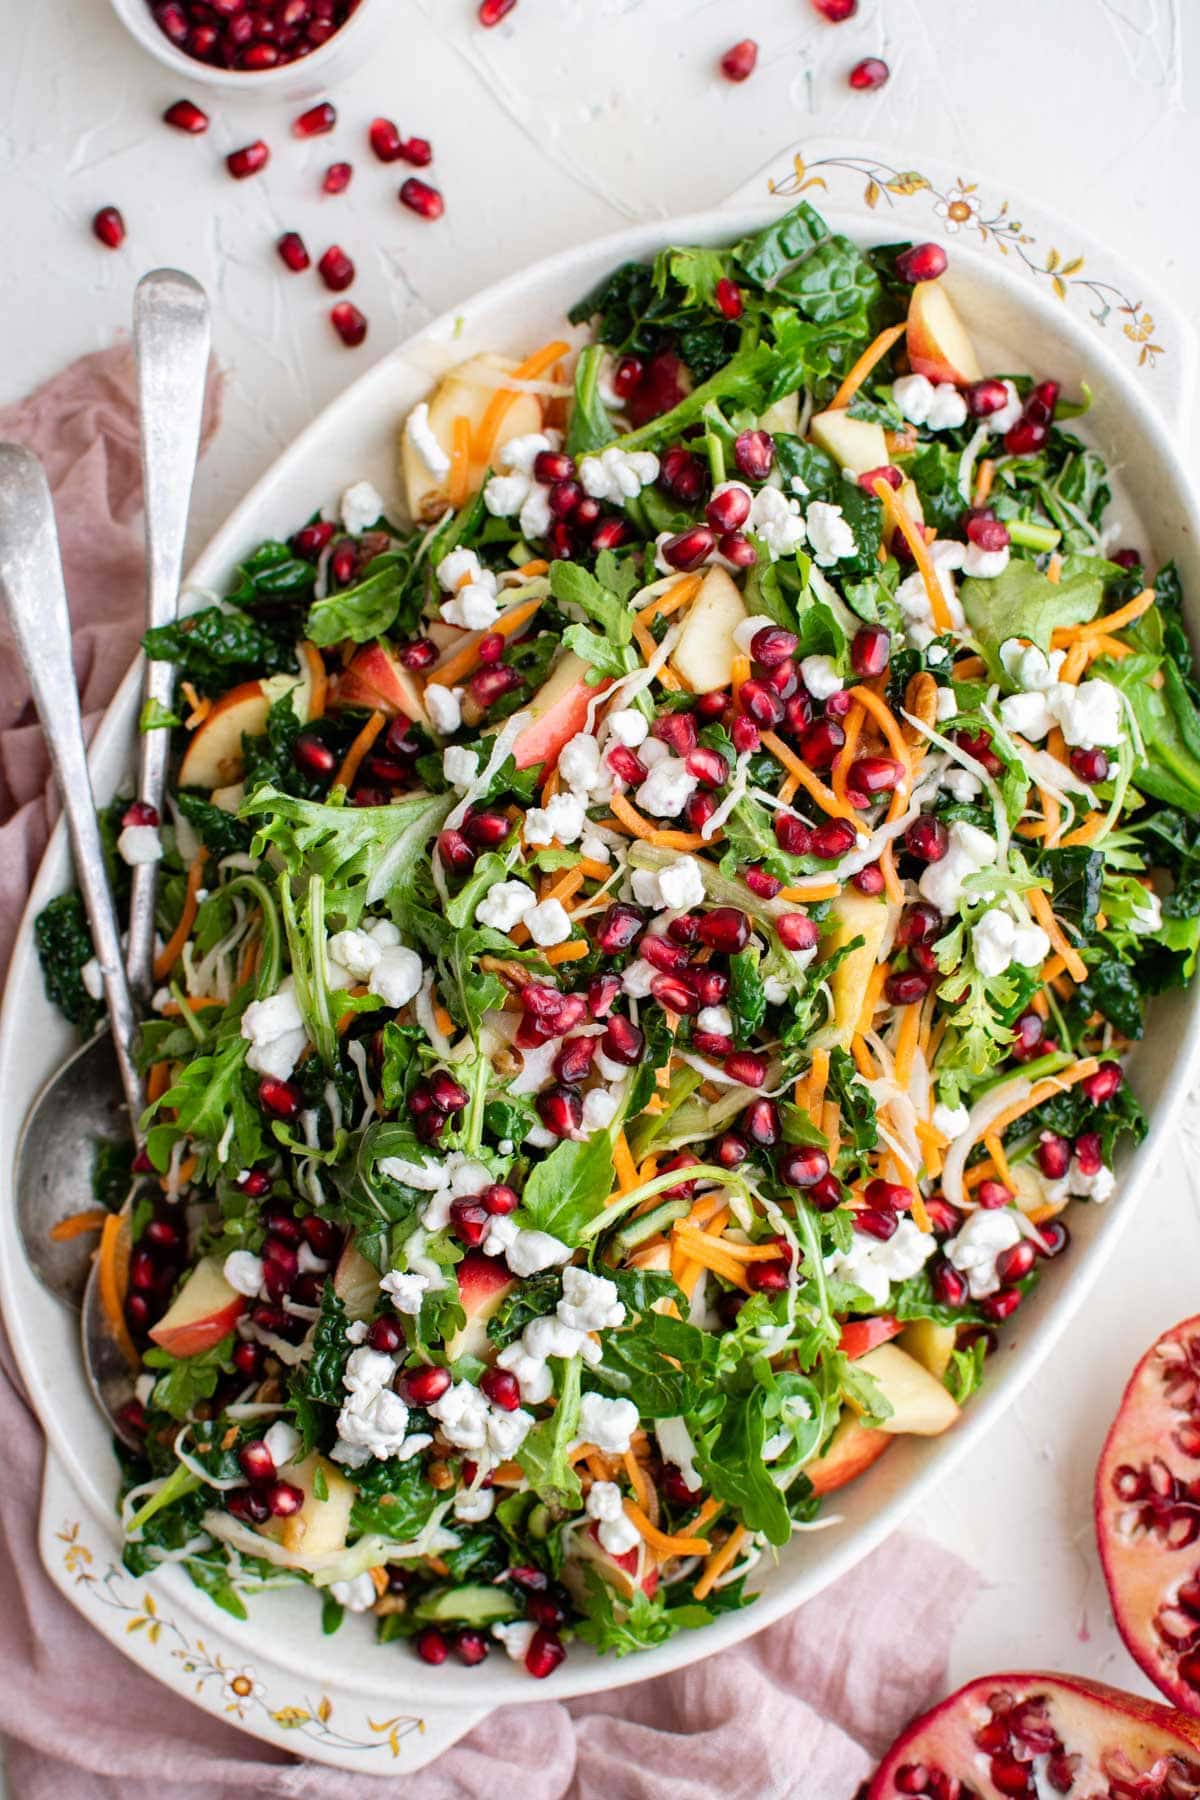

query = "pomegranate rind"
[868,1670,1200,1798]
[1095,1314,1200,1715]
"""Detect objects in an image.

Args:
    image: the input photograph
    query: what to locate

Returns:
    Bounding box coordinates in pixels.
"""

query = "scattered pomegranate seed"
[745,865,781,899]
[294,101,337,137]
[997,1241,1037,1284]
[1036,1132,1071,1180]
[292,732,336,777]
[455,1628,490,1666]
[399,136,433,166]
[330,302,368,347]
[1111,546,1142,570]
[720,530,757,567]
[981,1286,1022,1323]
[482,1183,518,1215]
[1070,746,1109,783]
[92,206,126,249]
[811,0,856,16]
[525,1629,567,1679]
[853,864,885,894]
[777,913,819,952]
[277,231,311,273]
[895,242,948,284]
[227,141,270,180]
[1074,1131,1103,1175]
[707,485,752,533]
[481,1367,521,1411]
[885,968,931,1005]
[715,276,744,319]
[478,0,517,22]
[848,55,890,89]
[538,1086,584,1137]
[369,116,403,162]
[931,1261,968,1308]
[366,1317,403,1354]
[318,245,356,291]
[740,678,785,727]
[399,177,444,220]
[724,1050,767,1087]
[1083,1060,1123,1104]
[731,715,760,754]
[401,1364,452,1405]
[266,1480,305,1517]
[323,161,353,195]
[976,1178,1013,1210]
[720,38,758,81]
[162,98,209,133]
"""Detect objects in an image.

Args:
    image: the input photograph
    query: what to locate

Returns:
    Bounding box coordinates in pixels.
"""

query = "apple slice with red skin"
[868,1670,1200,1799]
[1096,1313,1200,1715]
[905,279,983,387]
[445,1251,516,1361]
[561,1521,659,1605]
[148,1255,245,1358]
[838,1315,903,1360]
[512,652,608,773]
[805,1411,892,1496]
[178,663,313,790]
[331,639,428,726]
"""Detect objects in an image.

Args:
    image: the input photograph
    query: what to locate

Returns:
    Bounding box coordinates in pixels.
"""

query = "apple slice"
[148,1255,246,1358]
[512,652,607,772]
[898,1317,958,1380]
[838,1315,903,1360]
[809,408,890,476]
[806,1411,892,1495]
[563,1521,660,1604]
[178,663,313,791]
[820,888,891,1048]
[261,1453,356,1559]
[399,354,543,523]
[333,1238,380,1321]
[445,1251,516,1361]
[759,390,800,436]
[331,638,428,726]
[670,565,747,694]
[906,280,982,387]
[852,1342,960,1436]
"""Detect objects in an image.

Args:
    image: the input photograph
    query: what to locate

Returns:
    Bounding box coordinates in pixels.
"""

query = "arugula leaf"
[517,1353,583,1509]
[695,1385,791,1546]
[591,1312,717,1417]
[242,785,454,927]
[1100,653,1200,810]
[144,1025,264,1173]
[143,1333,235,1421]
[961,560,1101,682]
[563,624,638,681]
[305,550,417,647]
[34,892,99,1032]
[549,559,633,645]
[728,946,766,1049]
[573,1566,748,1656]
[565,344,617,457]
[517,1131,616,1245]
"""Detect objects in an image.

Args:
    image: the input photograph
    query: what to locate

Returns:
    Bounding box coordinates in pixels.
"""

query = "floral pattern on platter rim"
[53,1512,427,1761]
[766,149,1166,370]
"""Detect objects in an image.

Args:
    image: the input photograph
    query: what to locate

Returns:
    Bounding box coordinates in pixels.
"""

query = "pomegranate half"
[868,1671,1200,1798]
[1096,1315,1200,1714]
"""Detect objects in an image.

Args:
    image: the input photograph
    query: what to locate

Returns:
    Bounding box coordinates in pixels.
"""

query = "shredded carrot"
[1046,555,1062,585]
[856,959,890,1039]
[952,654,986,681]
[983,1131,1013,1188]
[673,1227,788,1263]
[50,1208,108,1243]
[606,793,712,851]
[542,939,587,966]
[636,571,703,627]
[911,1192,932,1233]
[1027,886,1087,983]
[849,685,912,780]
[832,701,865,808]
[146,1061,174,1104]
[1060,812,1107,848]
[687,1495,724,1537]
[633,615,684,690]
[299,640,327,719]
[822,1099,841,1163]
[159,995,223,1017]
[334,709,386,792]
[731,654,752,703]
[669,1230,750,1290]
[893,1003,922,1090]
[778,772,800,806]
[1039,784,1061,845]
[153,851,207,983]
[1029,990,1050,1019]
[517,559,549,578]
[447,415,472,510]
[761,731,865,830]
[973,458,995,508]
[829,322,907,410]
[964,1158,1000,1190]
[1074,586,1155,640]
[873,479,952,633]
[1087,633,1132,661]
[613,1133,639,1195]
[777,882,841,902]
[543,866,587,907]
[693,1526,748,1600]
[879,839,904,905]
[96,1213,138,1370]
[579,857,610,881]
[808,1047,830,1117]
[473,340,571,466]
[180,680,210,729]
[1060,640,1090,684]
[981,1058,1101,1142]
[430,596,543,689]
[623,1499,712,1561]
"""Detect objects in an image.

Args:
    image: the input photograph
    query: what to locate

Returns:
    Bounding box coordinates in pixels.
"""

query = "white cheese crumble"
[240,982,307,1081]
[340,479,386,535]
[526,897,572,947]
[944,1207,1022,1299]
[805,500,856,567]
[586,1480,641,1556]
[972,908,1052,977]
[443,745,479,790]
[918,821,998,915]
[524,792,586,846]
[800,654,844,699]
[330,1571,378,1613]
[607,707,649,748]
[425,683,463,734]
[476,880,536,933]
[577,1391,639,1455]
[223,1250,264,1297]
[749,486,806,560]
[824,1218,936,1308]
[893,373,968,431]
[116,824,163,867]
[578,446,661,504]
[405,403,451,478]
[636,756,697,819]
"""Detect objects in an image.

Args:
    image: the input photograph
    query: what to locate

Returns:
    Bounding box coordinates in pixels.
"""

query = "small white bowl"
[107,0,386,100]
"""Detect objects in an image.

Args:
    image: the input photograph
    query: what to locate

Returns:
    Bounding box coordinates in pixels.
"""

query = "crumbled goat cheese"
[892,373,968,431]
[493,1620,538,1662]
[800,654,844,699]
[436,548,486,592]
[896,540,966,649]
[586,1480,641,1556]
[263,1421,301,1468]
[621,958,657,999]
[1052,678,1123,749]
[240,983,307,1081]
[578,446,660,504]
[505,1230,572,1277]
[476,880,536,933]
[223,1250,264,1297]
[1046,1157,1116,1205]
[582,1087,619,1131]
[558,731,602,795]
[632,854,705,912]
[328,929,382,982]
[499,431,560,475]
[526,897,572,947]
[370,946,424,1009]
[963,542,1010,579]
[696,1004,733,1036]
[425,683,464,734]
[405,404,451,478]
[333,1346,426,1468]
[524,792,586,846]
[749,486,806,560]
[577,1392,639,1455]
[933,1100,971,1140]
[805,500,856,567]
[330,1572,379,1613]
[941,768,981,802]
[655,1417,703,1492]
[972,908,1052,977]
[607,707,649,748]
[443,744,479,790]
[984,381,1023,434]
[519,484,553,543]
[441,580,499,630]
[824,1218,936,1308]
[636,756,697,819]
[380,1268,433,1314]
[945,1207,1023,1299]
[936,686,959,722]
[116,824,163,867]
[341,479,386,535]
[558,1266,625,1333]
[918,821,998,915]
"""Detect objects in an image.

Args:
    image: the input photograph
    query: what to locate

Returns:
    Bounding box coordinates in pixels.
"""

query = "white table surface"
[4,0,1200,1753]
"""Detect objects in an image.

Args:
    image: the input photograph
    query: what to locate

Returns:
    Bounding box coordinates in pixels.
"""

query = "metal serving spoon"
[4,272,208,1442]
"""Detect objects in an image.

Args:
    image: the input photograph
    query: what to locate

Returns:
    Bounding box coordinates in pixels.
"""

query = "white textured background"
[2,0,1200,1750]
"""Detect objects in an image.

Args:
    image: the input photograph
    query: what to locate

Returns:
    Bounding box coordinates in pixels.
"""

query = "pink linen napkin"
[0,347,979,1800]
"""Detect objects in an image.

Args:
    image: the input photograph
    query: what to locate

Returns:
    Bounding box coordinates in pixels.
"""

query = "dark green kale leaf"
[299,1284,350,1406]
[34,892,99,1032]
[143,605,297,690]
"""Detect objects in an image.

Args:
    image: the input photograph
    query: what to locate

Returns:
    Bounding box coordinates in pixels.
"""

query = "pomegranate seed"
[779,1144,830,1188]
[653,712,698,758]
[846,624,890,681]
[715,1132,750,1170]
[931,1261,968,1308]
[775,817,812,856]
[1028,379,1061,423]
[733,430,774,480]
[538,1086,583,1137]
[707,485,752,533]
[590,517,629,552]
[848,56,890,89]
[130,1247,159,1290]
[1039,1219,1070,1258]
[547,478,581,517]
[641,934,689,975]
[395,638,436,675]
[301,1215,338,1259]
[660,526,715,572]
[233,1341,263,1379]
[292,520,334,560]
[586,975,620,1020]
[454,1627,489,1667]
[1111,546,1142,569]
[395,135,432,167]
[238,1440,277,1485]
[997,1241,1036,1283]
[896,903,942,945]
[1036,1133,1071,1179]
[394,1366,450,1410]
[366,1317,403,1354]
[724,1051,766,1087]
[895,242,948,284]
[553,1036,595,1086]
[717,530,755,567]
[967,378,1011,418]
[686,745,730,789]
[740,1099,780,1148]
[696,908,751,953]
[329,540,356,586]
[715,277,744,319]
[596,903,645,956]
[601,1016,644,1066]
[163,98,209,133]
[812,0,858,14]
[739,678,785,728]
[258,1078,300,1119]
[966,514,1011,552]
[953,728,1003,776]
[429,1071,469,1114]
[438,827,476,873]
[747,1259,791,1293]
[904,815,948,864]
[613,356,643,401]
[775,914,817,954]
[748,625,796,669]
[294,101,336,137]
[525,1628,566,1679]
[227,141,270,180]
[399,177,444,220]
[277,231,311,273]
[808,1172,844,1212]
[155,2,189,42]
[851,864,883,897]
[293,732,338,779]
[885,968,931,1005]
[1074,1131,1103,1174]
[1009,1010,1046,1062]
[416,1626,449,1665]
[720,37,758,81]
[369,117,403,162]
[528,450,571,487]
[981,1287,1022,1324]
[605,745,646,787]
[1005,417,1047,456]
[475,1185,516,1220]
[266,1481,305,1517]
[470,665,523,709]
[481,1367,521,1411]
[853,1207,898,1241]
[331,302,368,347]
[693,1031,733,1057]
[238,1169,272,1201]
[850,755,903,795]
[649,973,698,1015]
[478,0,517,21]
[463,809,510,848]
[1083,1059,1123,1104]
[323,161,353,194]
[976,1179,1013,1210]
[731,715,761,754]
[812,819,857,859]
[92,206,125,249]
[449,1199,489,1248]
[1069,746,1109,783]
[799,718,845,768]
[661,1463,700,1507]
[318,245,355,292]
[745,865,781,899]
[226,1488,270,1525]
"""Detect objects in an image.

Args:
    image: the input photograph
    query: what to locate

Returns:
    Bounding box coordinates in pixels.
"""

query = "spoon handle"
[126,270,211,1004]
[0,444,144,1131]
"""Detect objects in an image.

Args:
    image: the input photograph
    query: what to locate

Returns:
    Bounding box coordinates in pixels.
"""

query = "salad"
[35,200,1200,1680]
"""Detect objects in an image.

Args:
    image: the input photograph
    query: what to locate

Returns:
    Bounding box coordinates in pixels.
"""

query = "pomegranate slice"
[869,1671,1200,1798]
[1096,1315,1200,1715]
